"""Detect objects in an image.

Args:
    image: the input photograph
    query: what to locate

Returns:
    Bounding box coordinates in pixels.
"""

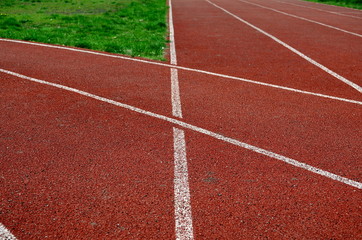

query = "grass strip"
[303,0,362,9]
[0,0,169,60]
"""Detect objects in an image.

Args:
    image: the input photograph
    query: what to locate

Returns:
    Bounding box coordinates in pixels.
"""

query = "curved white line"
[1,38,361,105]
[1,68,361,189]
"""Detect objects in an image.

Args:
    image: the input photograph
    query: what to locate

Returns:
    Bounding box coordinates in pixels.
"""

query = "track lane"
[185,131,362,239]
[171,0,362,100]
[208,0,361,94]
[1,0,361,237]
[0,41,172,116]
[208,0,361,89]
[0,39,177,239]
[172,0,362,237]
[178,70,361,184]
[2,66,360,240]
[2,68,361,186]
[0,73,176,239]
[1,54,360,238]
[240,0,362,36]
[270,0,362,20]
[2,39,360,106]
[280,0,362,18]
[274,1,362,19]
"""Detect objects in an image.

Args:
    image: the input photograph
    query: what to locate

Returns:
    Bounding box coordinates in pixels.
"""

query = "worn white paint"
[0,223,17,240]
[169,0,194,239]
[173,128,194,240]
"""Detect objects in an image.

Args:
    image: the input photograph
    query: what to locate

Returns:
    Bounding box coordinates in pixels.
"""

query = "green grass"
[0,0,169,60]
[303,0,362,9]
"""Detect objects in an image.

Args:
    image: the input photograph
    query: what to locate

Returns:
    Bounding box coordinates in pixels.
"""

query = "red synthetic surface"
[1,67,176,239]
[1,0,361,239]
[252,0,362,32]
[173,0,362,100]
[186,131,361,239]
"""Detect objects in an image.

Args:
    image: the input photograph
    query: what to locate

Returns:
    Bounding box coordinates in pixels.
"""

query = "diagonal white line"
[238,0,362,37]
[274,0,362,19]
[206,0,362,94]
[295,0,362,11]
[0,38,361,105]
[1,68,361,190]
[0,223,17,240]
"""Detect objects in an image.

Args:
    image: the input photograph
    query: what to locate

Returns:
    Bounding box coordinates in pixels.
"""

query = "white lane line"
[275,0,362,19]
[171,68,183,118]
[169,1,178,66]
[169,0,194,239]
[0,223,17,240]
[169,0,183,118]
[206,0,362,94]
[173,128,194,240]
[1,38,361,105]
[2,68,361,190]
[238,0,362,38]
[340,11,362,14]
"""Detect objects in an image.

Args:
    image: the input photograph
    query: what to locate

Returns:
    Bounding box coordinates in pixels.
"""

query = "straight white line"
[1,38,361,105]
[340,11,362,14]
[171,68,183,118]
[169,1,178,66]
[206,0,362,94]
[2,68,361,190]
[169,0,183,118]
[173,128,194,240]
[275,0,362,19]
[0,223,17,240]
[238,0,362,37]
[169,0,194,239]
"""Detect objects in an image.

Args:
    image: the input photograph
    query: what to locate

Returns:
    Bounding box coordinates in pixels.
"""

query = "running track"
[1,0,361,239]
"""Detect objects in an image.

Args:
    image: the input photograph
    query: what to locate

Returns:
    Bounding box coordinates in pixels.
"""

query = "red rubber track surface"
[244,0,362,33]
[179,71,362,181]
[1,44,176,239]
[1,0,362,238]
[1,75,175,239]
[252,0,362,28]
[173,0,362,100]
[186,131,361,239]
[171,0,362,238]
